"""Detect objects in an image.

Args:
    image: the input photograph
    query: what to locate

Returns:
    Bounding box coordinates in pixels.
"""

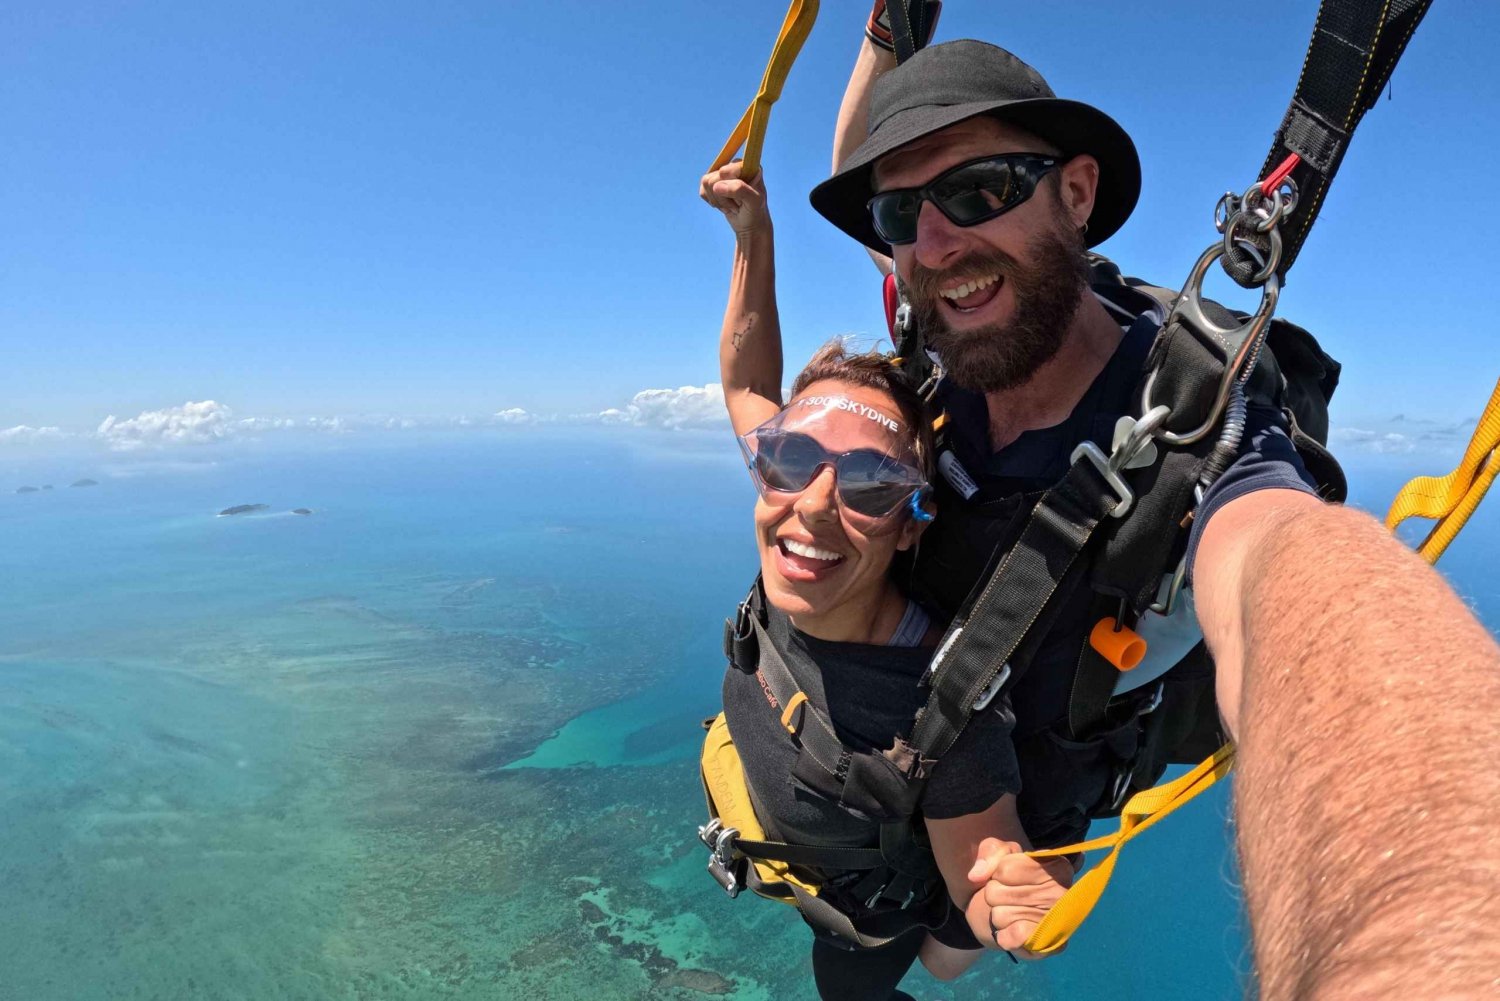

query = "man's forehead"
[873,116,1046,190]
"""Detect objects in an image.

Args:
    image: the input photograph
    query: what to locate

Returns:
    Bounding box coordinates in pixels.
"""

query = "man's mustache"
[904,249,1021,304]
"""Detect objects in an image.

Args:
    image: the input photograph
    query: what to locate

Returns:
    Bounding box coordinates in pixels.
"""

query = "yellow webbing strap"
[708,0,819,179]
[700,712,821,900]
[1019,742,1237,956]
[1384,377,1500,564]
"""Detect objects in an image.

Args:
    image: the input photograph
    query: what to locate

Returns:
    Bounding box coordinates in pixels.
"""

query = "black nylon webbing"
[746,615,852,785]
[1233,0,1433,284]
[908,458,1121,760]
[733,837,886,871]
[887,1,925,65]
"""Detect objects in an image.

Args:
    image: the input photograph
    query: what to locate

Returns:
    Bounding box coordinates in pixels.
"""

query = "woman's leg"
[917,932,984,981]
[810,929,925,1001]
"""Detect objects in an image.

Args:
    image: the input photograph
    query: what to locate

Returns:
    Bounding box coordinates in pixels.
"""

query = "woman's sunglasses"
[866,153,1062,246]
[739,429,931,527]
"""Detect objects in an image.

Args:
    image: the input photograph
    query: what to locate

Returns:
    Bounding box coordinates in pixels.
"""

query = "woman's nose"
[793,466,840,519]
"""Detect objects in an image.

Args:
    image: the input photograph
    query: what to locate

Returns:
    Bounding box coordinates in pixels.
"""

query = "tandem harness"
[699,582,949,949]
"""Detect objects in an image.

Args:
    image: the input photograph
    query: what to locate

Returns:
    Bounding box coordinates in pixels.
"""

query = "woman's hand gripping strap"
[1016,742,1237,956]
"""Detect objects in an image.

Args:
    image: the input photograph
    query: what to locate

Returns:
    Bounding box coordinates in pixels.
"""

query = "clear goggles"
[737,394,932,531]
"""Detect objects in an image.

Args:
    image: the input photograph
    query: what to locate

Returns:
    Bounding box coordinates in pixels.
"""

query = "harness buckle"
[1070,406,1170,519]
[698,819,745,898]
[1137,681,1165,717]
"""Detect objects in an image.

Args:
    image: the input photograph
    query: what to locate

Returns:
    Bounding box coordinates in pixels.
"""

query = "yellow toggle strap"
[1384,377,1500,564]
[780,690,808,733]
[709,0,819,179]
[1019,742,1237,956]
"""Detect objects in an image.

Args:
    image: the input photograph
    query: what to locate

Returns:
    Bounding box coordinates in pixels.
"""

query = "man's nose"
[793,466,840,520]
[912,199,968,273]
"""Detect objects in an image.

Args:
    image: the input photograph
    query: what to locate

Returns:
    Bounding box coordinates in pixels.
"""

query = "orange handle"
[1090,618,1146,671]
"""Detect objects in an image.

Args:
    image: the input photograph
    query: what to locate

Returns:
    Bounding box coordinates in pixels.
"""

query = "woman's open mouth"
[775,538,844,581]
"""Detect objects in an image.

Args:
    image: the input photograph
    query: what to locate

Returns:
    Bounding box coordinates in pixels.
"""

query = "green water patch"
[501,684,708,771]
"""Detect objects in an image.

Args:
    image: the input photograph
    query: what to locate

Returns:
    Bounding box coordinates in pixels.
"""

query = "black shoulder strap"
[908,455,1127,762]
[724,581,851,786]
[1231,0,1433,285]
[887,1,939,65]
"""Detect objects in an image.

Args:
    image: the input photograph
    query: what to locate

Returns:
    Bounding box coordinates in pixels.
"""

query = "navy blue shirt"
[909,304,1316,842]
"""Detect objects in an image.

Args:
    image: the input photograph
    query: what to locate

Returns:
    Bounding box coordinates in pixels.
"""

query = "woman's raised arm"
[699,163,783,436]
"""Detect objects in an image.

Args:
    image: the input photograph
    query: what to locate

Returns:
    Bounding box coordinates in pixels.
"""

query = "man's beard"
[906,222,1091,394]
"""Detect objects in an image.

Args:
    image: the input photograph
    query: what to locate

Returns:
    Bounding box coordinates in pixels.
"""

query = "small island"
[292,508,313,516]
[71,479,99,488]
[16,486,38,494]
[218,504,270,517]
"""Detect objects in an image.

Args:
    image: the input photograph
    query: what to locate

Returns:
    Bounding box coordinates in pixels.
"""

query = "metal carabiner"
[1139,242,1281,447]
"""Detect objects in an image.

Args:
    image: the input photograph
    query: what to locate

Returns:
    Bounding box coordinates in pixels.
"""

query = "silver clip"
[700,821,744,898]
[1071,406,1171,519]
[973,663,1011,711]
[1148,559,1189,617]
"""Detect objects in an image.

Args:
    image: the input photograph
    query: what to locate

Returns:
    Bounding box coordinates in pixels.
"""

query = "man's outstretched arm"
[1194,490,1500,1000]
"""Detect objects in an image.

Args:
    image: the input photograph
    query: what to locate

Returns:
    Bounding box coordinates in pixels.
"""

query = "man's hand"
[966,838,1075,958]
[699,161,770,239]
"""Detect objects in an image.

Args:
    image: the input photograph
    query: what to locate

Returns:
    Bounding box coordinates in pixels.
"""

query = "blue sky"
[4,0,1497,446]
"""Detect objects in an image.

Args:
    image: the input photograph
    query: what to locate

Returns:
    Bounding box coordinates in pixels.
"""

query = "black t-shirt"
[722,607,1021,855]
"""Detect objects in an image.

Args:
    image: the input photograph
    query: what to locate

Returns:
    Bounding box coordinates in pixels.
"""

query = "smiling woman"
[741,359,935,643]
[695,161,1079,999]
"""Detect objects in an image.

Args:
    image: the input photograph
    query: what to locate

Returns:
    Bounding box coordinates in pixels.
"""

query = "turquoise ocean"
[2,430,1493,1000]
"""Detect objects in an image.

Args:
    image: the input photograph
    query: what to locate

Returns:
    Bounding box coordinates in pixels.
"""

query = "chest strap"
[727,590,931,815]
[909,445,1140,763]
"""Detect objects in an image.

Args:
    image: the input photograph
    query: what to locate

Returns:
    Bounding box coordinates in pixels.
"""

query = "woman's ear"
[896,493,936,552]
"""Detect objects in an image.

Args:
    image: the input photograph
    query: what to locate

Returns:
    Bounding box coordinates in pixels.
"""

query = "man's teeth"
[784,539,843,562]
[939,274,999,301]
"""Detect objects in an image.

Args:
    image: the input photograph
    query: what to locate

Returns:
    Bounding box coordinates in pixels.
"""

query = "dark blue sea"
[1,430,1493,999]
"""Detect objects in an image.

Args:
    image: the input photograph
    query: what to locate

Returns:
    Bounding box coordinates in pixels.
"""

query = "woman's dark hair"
[788,340,935,477]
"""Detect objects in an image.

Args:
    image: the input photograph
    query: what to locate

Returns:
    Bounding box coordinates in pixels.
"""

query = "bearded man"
[703,32,1500,1001]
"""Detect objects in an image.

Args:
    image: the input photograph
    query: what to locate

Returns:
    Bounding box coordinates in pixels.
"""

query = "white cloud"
[1330,427,1418,454]
[233,416,299,432]
[583,384,728,430]
[97,401,236,451]
[14,383,734,452]
[0,425,68,444]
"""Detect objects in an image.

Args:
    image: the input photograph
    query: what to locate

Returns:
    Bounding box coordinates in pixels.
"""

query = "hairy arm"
[699,163,782,435]
[832,37,895,277]
[927,794,1073,958]
[1194,489,1500,1000]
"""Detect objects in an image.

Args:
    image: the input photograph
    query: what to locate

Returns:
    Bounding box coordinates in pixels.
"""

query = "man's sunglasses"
[739,429,931,525]
[866,153,1062,246]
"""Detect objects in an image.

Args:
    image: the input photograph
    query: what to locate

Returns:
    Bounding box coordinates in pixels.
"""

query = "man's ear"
[1057,154,1100,231]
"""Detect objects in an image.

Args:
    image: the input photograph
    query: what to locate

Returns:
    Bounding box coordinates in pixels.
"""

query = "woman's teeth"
[783,539,843,562]
[939,274,998,301]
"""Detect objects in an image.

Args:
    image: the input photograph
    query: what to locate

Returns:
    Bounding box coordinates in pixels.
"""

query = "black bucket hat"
[810,40,1140,254]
